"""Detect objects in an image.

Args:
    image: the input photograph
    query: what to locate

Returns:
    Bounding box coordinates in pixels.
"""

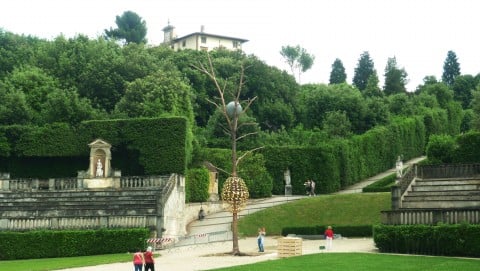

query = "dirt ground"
[56,236,377,271]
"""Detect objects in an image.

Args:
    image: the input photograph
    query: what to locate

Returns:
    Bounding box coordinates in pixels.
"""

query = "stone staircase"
[0,189,162,219]
[401,178,480,209]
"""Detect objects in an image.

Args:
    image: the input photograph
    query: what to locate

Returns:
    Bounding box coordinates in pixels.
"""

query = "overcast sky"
[1,0,479,91]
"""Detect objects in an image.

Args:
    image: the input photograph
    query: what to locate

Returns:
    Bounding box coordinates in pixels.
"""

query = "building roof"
[172,32,248,43]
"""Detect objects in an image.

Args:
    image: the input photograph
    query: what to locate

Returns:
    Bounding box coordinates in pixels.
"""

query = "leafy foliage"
[104,11,147,44]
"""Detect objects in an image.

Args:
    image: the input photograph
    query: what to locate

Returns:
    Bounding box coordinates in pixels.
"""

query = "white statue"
[395,156,403,178]
[96,159,104,177]
[284,169,291,185]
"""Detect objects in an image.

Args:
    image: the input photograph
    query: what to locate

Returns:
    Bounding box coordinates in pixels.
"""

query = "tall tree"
[280,45,314,83]
[452,74,476,109]
[329,58,347,84]
[363,72,383,97]
[442,50,461,87]
[194,54,258,256]
[104,11,147,44]
[353,51,375,91]
[383,56,408,95]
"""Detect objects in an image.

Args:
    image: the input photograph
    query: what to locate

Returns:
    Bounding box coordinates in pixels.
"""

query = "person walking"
[310,180,316,196]
[144,246,155,271]
[257,227,266,252]
[133,248,144,271]
[324,226,334,250]
[304,180,311,195]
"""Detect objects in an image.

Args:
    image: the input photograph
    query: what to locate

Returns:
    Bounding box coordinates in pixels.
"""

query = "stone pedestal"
[285,185,292,196]
[84,178,115,189]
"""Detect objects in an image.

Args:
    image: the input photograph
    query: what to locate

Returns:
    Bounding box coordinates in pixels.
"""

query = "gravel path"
[56,236,377,271]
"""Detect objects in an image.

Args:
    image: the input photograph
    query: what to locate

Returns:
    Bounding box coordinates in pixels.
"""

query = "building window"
[233,41,239,48]
[182,40,186,47]
[201,36,207,43]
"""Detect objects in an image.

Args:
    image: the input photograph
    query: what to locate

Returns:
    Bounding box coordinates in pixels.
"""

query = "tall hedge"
[263,116,426,195]
[0,228,149,260]
[185,167,210,203]
[0,117,189,177]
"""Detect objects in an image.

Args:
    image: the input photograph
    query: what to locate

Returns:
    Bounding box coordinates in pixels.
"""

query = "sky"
[1,0,479,91]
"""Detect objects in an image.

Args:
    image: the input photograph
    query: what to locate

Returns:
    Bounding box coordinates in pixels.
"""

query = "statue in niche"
[96,159,104,177]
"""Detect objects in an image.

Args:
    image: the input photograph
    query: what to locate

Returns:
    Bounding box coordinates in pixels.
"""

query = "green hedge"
[281,225,373,237]
[192,148,273,199]
[0,228,149,260]
[362,173,397,193]
[0,117,189,177]
[263,116,426,195]
[373,224,480,257]
[185,167,210,203]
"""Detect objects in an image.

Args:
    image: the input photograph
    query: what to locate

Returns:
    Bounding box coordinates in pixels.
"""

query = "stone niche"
[79,139,121,189]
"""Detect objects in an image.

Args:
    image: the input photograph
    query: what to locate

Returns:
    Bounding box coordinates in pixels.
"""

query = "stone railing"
[391,164,416,210]
[417,163,480,179]
[120,175,170,188]
[0,216,156,231]
[0,175,171,191]
[381,209,480,225]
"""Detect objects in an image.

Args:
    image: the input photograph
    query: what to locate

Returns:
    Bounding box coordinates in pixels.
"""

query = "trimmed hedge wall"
[192,148,273,199]
[0,117,189,177]
[362,173,397,193]
[281,225,373,237]
[185,167,210,203]
[373,224,480,257]
[0,228,149,260]
[263,116,426,195]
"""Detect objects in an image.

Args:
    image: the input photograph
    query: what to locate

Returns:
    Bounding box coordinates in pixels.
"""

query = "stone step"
[406,190,480,197]
[0,207,158,218]
[402,200,480,209]
[412,184,480,192]
[415,179,480,186]
[0,195,157,203]
[0,200,157,211]
[0,189,161,199]
[403,194,480,202]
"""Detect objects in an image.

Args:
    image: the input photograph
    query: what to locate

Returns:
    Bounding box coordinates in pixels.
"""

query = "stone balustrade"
[0,175,170,191]
[381,209,480,225]
[0,216,153,231]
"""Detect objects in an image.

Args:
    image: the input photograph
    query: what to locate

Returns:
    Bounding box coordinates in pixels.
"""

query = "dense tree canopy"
[0,28,477,163]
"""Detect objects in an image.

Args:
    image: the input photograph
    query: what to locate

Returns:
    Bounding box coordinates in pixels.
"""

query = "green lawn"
[238,193,391,236]
[0,253,131,271]
[207,253,480,271]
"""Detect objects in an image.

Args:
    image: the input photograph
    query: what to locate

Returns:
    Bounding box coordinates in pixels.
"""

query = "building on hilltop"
[162,22,248,52]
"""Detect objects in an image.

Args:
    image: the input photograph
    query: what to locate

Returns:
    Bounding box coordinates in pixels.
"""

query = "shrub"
[282,225,373,237]
[373,223,480,257]
[362,173,396,193]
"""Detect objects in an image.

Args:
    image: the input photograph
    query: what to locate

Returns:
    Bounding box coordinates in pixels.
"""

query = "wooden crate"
[277,237,302,257]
